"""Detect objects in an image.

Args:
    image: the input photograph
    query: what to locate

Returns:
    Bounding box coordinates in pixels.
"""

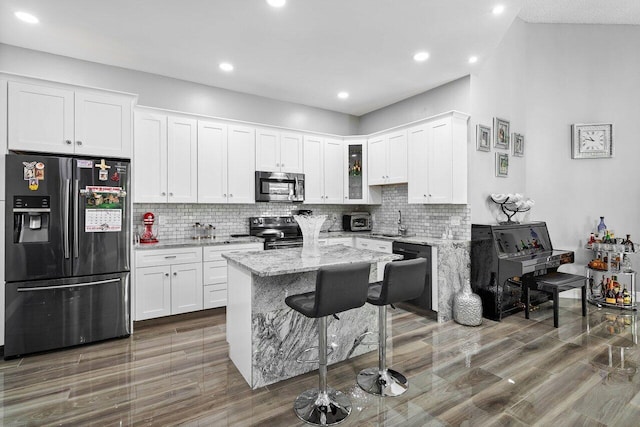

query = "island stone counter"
[222,244,401,389]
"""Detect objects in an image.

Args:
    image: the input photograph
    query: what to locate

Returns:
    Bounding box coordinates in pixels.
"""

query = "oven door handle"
[17,278,121,292]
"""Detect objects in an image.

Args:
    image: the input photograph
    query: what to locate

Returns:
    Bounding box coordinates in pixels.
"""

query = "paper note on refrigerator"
[86,209,122,232]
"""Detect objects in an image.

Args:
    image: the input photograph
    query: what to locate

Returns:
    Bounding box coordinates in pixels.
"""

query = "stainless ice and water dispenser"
[13,195,51,243]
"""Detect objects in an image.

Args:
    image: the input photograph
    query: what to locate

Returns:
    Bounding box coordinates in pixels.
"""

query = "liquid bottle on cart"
[605,278,616,304]
[623,287,632,306]
[616,288,624,306]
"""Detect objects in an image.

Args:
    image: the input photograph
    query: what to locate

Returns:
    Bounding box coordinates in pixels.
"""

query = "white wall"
[358,76,470,134]
[524,23,640,270]
[469,18,528,225]
[0,43,359,135]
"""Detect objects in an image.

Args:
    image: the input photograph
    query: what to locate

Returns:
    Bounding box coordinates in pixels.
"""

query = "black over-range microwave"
[255,171,305,202]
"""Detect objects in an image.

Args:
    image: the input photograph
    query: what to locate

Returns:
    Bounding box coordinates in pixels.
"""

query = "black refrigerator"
[4,153,131,359]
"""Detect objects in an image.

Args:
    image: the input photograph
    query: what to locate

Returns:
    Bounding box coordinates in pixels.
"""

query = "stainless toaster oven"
[343,213,372,231]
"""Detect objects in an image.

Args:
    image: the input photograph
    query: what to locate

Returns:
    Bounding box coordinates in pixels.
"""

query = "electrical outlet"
[332,213,338,221]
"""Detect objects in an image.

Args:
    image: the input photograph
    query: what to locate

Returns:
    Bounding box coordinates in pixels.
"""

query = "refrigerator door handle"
[64,179,71,259]
[17,278,121,292]
[74,179,79,258]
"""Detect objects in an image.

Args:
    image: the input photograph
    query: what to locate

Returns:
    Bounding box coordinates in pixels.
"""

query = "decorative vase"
[453,279,483,326]
[294,214,326,258]
[597,216,607,235]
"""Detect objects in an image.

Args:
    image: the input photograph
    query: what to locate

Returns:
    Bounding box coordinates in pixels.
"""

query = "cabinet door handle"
[345,196,348,199]
[76,140,83,146]
[223,193,227,197]
[161,192,166,196]
[173,272,177,276]
[65,140,72,145]
[276,163,280,167]
[229,194,233,197]
[169,192,174,196]
[165,273,169,277]
[281,163,284,167]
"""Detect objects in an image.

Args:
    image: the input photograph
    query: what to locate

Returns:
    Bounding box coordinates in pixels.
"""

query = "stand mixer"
[139,212,159,244]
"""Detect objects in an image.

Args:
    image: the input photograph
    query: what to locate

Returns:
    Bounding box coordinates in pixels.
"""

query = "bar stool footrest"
[293,388,352,426]
[357,367,408,397]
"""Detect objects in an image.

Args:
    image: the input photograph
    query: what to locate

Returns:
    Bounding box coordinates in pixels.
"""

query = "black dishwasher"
[392,241,433,312]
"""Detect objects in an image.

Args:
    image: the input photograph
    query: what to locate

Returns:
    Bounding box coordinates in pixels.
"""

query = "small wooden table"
[523,272,587,328]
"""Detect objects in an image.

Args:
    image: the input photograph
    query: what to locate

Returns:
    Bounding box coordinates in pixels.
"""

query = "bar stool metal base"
[356,367,408,397]
[293,388,352,426]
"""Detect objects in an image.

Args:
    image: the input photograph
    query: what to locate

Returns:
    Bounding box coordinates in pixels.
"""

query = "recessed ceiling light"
[337,92,349,99]
[468,56,478,64]
[219,62,234,72]
[15,11,39,24]
[492,5,505,15]
[266,0,286,7]
[413,51,430,62]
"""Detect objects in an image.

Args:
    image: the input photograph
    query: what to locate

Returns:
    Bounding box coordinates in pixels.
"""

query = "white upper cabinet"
[8,81,133,158]
[197,120,228,204]
[226,125,256,204]
[367,130,407,185]
[133,111,197,203]
[167,116,198,203]
[134,112,168,203]
[408,112,469,204]
[8,82,74,154]
[74,91,133,158]
[343,139,381,205]
[303,136,344,204]
[256,128,303,173]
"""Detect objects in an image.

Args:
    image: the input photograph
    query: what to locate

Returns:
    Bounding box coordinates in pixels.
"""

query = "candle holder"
[490,193,534,225]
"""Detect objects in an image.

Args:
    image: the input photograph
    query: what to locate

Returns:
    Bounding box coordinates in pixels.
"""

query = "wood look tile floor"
[1,300,639,426]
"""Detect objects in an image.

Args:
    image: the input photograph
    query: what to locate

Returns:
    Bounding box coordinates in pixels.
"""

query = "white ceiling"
[0,0,637,116]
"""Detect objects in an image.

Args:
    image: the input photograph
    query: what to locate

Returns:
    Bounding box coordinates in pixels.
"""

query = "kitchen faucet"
[397,210,407,236]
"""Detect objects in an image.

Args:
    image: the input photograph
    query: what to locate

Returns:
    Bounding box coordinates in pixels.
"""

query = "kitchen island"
[222,245,401,389]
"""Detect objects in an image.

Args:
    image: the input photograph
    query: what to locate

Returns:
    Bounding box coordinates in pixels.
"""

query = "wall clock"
[571,123,613,159]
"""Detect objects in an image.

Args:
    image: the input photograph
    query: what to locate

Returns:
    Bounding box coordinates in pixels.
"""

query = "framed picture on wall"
[476,124,491,152]
[496,152,509,177]
[512,133,524,156]
[493,117,510,149]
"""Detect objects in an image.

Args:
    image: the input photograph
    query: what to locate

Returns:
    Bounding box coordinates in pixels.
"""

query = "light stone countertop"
[135,235,261,250]
[223,244,402,277]
[134,231,468,251]
[320,231,468,246]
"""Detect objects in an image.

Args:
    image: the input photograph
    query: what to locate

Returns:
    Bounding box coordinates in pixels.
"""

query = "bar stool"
[285,262,371,426]
[357,258,428,397]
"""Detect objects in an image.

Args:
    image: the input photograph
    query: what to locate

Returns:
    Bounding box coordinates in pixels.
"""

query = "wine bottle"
[605,278,616,304]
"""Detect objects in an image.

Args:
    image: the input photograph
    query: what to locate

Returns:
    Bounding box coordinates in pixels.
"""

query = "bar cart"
[585,242,637,311]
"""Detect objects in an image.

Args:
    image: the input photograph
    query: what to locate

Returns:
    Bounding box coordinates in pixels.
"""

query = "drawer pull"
[164,255,177,259]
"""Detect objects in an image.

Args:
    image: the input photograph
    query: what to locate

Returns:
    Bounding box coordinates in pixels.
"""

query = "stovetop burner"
[249,216,302,249]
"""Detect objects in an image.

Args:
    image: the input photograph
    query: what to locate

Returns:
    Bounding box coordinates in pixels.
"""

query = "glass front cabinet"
[343,138,381,205]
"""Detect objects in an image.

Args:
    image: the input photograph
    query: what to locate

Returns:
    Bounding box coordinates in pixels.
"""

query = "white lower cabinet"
[322,237,354,247]
[355,237,393,281]
[203,243,263,309]
[135,247,203,320]
[171,262,204,314]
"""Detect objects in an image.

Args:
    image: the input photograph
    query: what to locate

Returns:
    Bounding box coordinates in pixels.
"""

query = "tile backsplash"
[368,184,471,240]
[133,184,471,240]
